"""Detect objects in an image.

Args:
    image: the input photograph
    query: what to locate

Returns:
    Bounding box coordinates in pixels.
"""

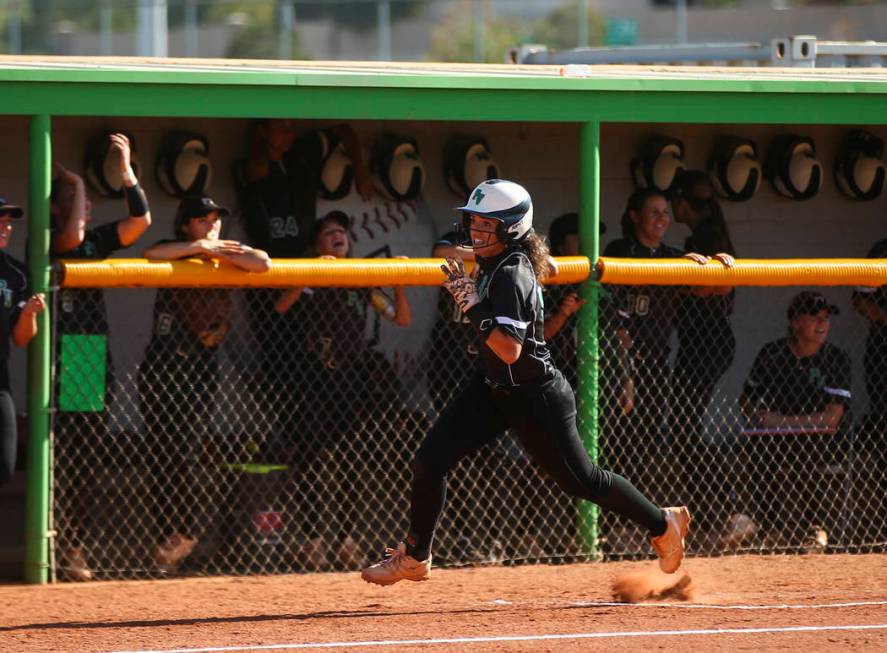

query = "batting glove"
[441,256,481,312]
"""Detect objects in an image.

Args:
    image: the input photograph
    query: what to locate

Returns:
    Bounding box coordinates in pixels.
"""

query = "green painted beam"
[1,82,886,125]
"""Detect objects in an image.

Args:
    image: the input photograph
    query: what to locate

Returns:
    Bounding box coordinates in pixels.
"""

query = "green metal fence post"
[577,120,601,557]
[24,114,51,584]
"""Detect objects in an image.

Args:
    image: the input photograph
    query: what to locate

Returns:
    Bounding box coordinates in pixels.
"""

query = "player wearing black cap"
[738,291,851,545]
[0,199,45,487]
[139,195,270,573]
[362,180,691,586]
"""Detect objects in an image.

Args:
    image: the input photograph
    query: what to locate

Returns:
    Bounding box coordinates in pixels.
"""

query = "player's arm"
[12,293,46,347]
[52,164,88,255]
[332,124,374,201]
[223,246,272,273]
[852,289,887,324]
[111,133,152,247]
[275,287,304,313]
[751,403,844,432]
[544,292,585,340]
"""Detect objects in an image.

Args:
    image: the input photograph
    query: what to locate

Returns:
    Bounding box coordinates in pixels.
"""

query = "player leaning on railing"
[362,179,697,586]
[140,195,271,574]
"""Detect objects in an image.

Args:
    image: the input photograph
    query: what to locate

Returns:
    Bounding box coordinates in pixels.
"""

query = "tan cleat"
[154,532,198,574]
[361,542,431,586]
[650,506,691,574]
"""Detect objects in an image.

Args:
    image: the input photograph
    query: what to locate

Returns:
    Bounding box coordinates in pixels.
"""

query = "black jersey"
[475,247,551,386]
[240,160,315,259]
[603,236,683,360]
[682,219,736,321]
[144,240,233,355]
[289,286,372,371]
[53,221,124,336]
[742,338,852,417]
[0,251,29,362]
[853,238,887,344]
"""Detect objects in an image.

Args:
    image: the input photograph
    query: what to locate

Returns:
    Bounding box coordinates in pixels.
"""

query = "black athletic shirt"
[603,236,683,360]
[144,241,233,356]
[53,221,124,335]
[742,338,852,416]
[289,287,372,371]
[475,247,551,386]
[0,251,29,362]
[682,218,736,321]
[853,238,887,346]
[240,130,325,258]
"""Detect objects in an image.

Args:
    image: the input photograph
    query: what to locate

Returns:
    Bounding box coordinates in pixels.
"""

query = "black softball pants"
[0,362,15,487]
[407,369,666,558]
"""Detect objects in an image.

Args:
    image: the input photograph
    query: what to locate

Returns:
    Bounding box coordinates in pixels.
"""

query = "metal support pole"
[578,0,589,48]
[8,1,21,55]
[676,0,688,44]
[24,114,52,584]
[185,0,198,58]
[377,0,392,61]
[474,0,486,63]
[99,1,112,56]
[137,0,168,58]
[278,0,295,60]
[577,121,601,558]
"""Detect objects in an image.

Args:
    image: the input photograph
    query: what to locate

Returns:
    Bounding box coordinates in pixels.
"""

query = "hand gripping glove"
[441,256,494,338]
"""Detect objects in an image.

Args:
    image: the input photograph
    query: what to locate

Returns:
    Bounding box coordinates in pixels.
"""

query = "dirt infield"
[1,554,885,653]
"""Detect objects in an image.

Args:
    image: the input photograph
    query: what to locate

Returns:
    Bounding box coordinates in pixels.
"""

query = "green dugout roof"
[3,56,887,124]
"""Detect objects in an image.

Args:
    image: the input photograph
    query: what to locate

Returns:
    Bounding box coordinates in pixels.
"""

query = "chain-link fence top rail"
[51,264,887,581]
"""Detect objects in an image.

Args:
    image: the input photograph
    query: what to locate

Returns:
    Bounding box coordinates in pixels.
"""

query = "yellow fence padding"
[58,256,592,289]
[598,257,887,287]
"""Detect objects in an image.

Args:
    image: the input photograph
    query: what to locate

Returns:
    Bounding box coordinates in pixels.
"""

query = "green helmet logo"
[472,188,485,205]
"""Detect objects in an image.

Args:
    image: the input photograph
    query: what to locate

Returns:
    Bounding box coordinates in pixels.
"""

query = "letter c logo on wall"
[155,131,212,198]
[630,135,686,192]
[83,130,142,198]
[834,129,885,201]
[764,134,822,200]
[707,136,761,202]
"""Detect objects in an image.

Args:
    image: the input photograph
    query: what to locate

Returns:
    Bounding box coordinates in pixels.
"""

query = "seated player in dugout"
[736,291,852,547]
[140,195,270,574]
[267,210,411,570]
[51,132,152,582]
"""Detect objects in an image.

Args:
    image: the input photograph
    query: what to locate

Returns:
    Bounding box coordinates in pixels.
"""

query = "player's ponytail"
[520,231,550,284]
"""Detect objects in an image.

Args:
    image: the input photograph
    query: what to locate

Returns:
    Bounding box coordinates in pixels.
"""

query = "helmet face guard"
[371,133,425,201]
[457,179,533,250]
[631,135,686,192]
[155,130,212,198]
[834,130,885,202]
[764,134,822,201]
[707,136,761,202]
[444,135,499,198]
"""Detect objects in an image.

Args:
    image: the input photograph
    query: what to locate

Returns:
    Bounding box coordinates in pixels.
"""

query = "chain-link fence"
[50,278,887,581]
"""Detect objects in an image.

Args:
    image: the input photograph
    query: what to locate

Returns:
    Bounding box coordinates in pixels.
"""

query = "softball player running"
[362,179,690,586]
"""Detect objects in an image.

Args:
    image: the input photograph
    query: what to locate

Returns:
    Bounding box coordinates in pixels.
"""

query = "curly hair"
[520,231,551,284]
